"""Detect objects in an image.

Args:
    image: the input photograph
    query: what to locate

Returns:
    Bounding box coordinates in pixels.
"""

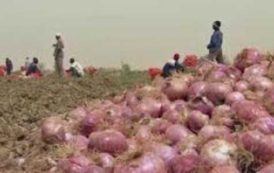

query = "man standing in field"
[207,21,224,64]
[5,57,13,75]
[53,33,64,76]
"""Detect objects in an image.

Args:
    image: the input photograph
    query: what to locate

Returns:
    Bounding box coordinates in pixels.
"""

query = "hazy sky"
[0,0,274,69]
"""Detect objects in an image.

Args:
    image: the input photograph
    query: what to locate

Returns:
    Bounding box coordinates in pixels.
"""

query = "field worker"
[25,57,31,69]
[26,57,41,76]
[5,57,13,75]
[162,53,184,78]
[207,21,224,64]
[68,58,84,77]
[53,33,64,76]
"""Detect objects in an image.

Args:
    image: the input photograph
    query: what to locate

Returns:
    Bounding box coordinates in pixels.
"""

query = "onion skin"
[211,105,235,129]
[225,92,245,105]
[135,125,152,143]
[89,130,128,154]
[165,124,192,145]
[58,155,91,173]
[263,87,274,114]
[135,98,163,118]
[41,117,66,144]
[232,100,270,123]
[149,143,178,172]
[161,75,193,101]
[209,166,240,173]
[151,118,172,134]
[234,81,250,92]
[243,64,267,79]
[248,76,273,91]
[116,153,168,173]
[198,125,232,144]
[239,130,274,162]
[187,81,207,100]
[234,48,263,71]
[80,111,103,137]
[200,139,237,172]
[162,109,183,124]
[257,163,274,173]
[188,97,214,115]
[205,82,233,105]
[98,153,114,173]
[186,111,209,133]
[251,117,274,135]
[170,149,199,173]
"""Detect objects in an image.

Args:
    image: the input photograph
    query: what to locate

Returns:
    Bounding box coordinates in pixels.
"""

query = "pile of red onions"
[41,48,274,173]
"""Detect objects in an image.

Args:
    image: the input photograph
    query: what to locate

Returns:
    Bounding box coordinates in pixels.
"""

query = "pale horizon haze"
[1,0,274,69]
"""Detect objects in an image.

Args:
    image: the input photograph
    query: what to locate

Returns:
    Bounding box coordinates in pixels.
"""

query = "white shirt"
[71,61,84,76]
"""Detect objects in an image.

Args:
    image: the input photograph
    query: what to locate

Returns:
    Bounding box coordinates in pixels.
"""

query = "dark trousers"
[207,49,224,64]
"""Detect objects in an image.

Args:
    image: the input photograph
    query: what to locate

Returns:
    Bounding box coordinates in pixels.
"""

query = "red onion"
[98,153,114,172]
[198,125,232,143]
[207,69,227,82]
[41,117,66,144]
[248,76,273,91]
[186,111,209,133]
[151,118,172,134]
[232,100,269,123]
[239,130,274,162]
[166,124,191,144]
[243,64,267,79]
[58,155,91,173]
[263,87,274,114]
[209,166,240,173]
[225,92,245,105]
[257,163,274,173]
[161,75,193,101]
[67,135,89,151]
[164,100,186,113]
[175,134,199,152]
[200,139,237,172]
[211,105,235,128]
[135,97,163,118]
[149,143,178,172]
[187,81,207,99]
[80,111,103,137]
[205,82,233,105]
[165,124,191,145]
[170,148,199,173]
[234,48,263,71]
[162,109,184,124]
[116,152,167,173]
[124,91,139,108]
[188,97,214,115]
[251,117,274,135]
[234,81,250,92]
[84,166,105,173]
[89,130,128,154]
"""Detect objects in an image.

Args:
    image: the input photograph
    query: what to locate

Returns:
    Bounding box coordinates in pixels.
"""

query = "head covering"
[56,33,61,37]
[173,53,180,61]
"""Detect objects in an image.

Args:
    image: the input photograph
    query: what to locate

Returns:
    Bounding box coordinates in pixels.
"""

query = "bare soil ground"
[0,68,149,173]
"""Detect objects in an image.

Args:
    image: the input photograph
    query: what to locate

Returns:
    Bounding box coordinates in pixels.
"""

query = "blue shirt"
[208,30,223,53]
[26,63,39,76]
[162,60,183,78]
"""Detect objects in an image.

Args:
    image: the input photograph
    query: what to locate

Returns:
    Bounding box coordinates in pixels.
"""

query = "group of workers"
[162,20,223,78]
[2,20,223,79]
[3,33,84,78]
